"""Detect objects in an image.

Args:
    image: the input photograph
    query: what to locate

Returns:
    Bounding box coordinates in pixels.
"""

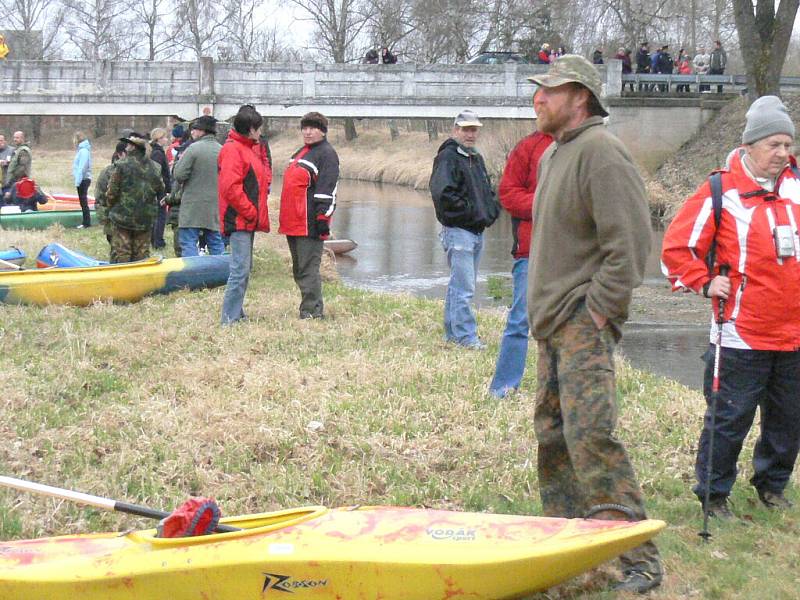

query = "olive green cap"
[527,54,609,117]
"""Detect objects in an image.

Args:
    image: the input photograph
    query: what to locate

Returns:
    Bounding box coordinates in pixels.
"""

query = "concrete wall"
[607,97,727,172]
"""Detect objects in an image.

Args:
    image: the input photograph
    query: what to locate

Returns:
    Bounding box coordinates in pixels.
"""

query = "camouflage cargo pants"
[110,225,151,264]
[534,300,661,575]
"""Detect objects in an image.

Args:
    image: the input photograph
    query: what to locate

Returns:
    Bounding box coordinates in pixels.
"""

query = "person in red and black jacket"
[488,126,553,397]
[279,111,340,319]
[218,104,272,325]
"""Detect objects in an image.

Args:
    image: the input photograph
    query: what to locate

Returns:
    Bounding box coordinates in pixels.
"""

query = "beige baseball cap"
[527,54,609,117]
[454,109,483,127]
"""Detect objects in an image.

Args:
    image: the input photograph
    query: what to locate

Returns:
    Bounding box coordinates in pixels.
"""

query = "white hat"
[454,110,483,127]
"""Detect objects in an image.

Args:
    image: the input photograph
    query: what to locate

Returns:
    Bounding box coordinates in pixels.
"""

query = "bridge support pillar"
[606,59,622,98]
[199,56,216,107]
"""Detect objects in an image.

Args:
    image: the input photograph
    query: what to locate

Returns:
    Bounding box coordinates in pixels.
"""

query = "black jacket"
[635,49,650,73]
[150,142,171,198]
[430,138,499,234]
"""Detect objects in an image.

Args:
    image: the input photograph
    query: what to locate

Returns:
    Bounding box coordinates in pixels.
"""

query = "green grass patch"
[1,225,799,598]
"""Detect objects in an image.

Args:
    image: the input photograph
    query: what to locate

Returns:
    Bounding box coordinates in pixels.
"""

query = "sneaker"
[758,490,793,510]
[703,497,734,520]
[463,339,487,351]
[611,570,662,594]
[76,224,88,229]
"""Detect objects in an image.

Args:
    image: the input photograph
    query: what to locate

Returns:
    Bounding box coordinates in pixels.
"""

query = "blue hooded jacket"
[73,139,92,186]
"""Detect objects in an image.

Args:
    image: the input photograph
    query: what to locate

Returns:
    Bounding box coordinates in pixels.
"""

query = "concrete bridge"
[0,58,771,169]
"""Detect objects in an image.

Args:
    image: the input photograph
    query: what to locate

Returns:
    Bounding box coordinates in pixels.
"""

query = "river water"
[291,177,709,390]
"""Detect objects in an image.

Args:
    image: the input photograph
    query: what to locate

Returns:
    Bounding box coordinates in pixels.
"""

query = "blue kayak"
[0,247,26,269]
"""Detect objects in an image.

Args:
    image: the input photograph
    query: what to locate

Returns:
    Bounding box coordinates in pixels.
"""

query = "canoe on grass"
[0,505,665,600]
[323,238,357,254]
[39,193,96,212]
[0,254,230,306]
[36,242,107,268]
[0,209,97,230]
[0,247,25,270]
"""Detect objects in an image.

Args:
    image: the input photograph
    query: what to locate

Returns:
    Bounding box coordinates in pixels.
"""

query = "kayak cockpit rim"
[130,505,328,547]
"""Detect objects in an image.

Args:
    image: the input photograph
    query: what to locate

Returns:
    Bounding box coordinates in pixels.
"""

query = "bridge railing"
[620,72,800,94]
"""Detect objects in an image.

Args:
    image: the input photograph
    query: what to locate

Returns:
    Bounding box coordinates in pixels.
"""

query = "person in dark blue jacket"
[429,109,500,350]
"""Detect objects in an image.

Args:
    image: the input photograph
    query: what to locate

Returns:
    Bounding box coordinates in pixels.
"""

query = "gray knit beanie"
[742,95,795,144]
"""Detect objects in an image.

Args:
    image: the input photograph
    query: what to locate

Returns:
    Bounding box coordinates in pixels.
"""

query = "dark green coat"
[94,163,114,237]
[106,151,165,232]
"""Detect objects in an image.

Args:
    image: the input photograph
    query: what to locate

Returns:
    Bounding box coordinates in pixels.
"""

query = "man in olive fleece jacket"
[527,55,660,594]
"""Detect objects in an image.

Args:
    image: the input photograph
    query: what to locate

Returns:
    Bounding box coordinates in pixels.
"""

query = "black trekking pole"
[699,265,729,543]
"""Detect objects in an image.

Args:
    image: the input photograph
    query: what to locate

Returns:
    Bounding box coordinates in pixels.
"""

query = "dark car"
[467,52,530,65]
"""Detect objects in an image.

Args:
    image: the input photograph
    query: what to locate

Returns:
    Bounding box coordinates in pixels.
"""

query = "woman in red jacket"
[662,96,800,517]
[218,104,272,325]
[279,112,339,319]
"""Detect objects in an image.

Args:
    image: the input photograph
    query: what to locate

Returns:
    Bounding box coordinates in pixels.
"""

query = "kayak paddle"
[0,475,240,533]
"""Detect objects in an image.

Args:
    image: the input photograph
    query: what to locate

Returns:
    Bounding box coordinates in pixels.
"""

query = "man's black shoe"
[703,497,734,520]
[758,490,793,510]
[611,570,662,594]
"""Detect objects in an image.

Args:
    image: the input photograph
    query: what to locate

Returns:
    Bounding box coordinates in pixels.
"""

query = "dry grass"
[2,136,800,599]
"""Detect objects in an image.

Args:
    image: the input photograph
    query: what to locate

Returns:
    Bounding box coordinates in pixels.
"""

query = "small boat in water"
[0,505,665,599]
[0,253,230,306]
[323,238,357,254]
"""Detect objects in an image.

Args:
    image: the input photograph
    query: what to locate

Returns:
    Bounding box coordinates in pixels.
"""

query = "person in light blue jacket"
[73,131,92,228]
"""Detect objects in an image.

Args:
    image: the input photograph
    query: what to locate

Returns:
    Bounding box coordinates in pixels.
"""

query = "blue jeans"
[179,227,225,257]
[220,231,254,325]
[489,258,529,397]
[440,226,483,346]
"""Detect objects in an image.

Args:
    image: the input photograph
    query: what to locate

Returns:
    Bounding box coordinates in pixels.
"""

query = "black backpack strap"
[702,172,724,297]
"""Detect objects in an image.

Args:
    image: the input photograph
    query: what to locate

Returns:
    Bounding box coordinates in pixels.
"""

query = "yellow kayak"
[0,255,230,306]
[0,505,665,599]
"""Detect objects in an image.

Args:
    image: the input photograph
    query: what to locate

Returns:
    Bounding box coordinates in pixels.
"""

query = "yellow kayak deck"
[0,505,665,599]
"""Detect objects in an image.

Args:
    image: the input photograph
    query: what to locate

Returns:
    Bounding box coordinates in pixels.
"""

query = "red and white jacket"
[278,139,339,238]
[661,150,800,350]
[217,130,271,236]
[498,131,553,258]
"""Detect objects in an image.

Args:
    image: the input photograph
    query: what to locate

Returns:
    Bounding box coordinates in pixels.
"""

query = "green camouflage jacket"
[4,144,31,186]
[106,151,165,232]
[93,163,114,237]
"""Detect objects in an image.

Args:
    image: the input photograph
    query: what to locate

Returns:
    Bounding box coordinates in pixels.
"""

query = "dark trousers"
[152,203,167,248]
[534,301,660,575]
[694,346,800,501]
[286,236,324,318]
[77,178,91,227]
[709,67,724,93]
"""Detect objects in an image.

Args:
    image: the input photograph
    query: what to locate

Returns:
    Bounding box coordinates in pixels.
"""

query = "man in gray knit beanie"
[742,95,795,145]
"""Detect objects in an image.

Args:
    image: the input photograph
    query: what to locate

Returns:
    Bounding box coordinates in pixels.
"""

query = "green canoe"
[0,210,97,230]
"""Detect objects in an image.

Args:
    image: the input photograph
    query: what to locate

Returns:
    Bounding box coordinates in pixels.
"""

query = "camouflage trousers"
[534,300,661,575]
[110,225,151,264]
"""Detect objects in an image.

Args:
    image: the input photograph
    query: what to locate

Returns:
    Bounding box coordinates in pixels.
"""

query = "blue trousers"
[220,231,254,325]
[694,346,800,500]
[179,227,225,257]
[489,258,529,397]
[439,226,483,346]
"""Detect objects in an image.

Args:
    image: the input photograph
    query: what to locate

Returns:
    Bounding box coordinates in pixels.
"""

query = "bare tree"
[131,0,180,60]
[284,0,375,139]
[0,0,67,58]
[221,0,298,62]
[732,0,799,100]
[63,0,131,60]
[175,0,231,58]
